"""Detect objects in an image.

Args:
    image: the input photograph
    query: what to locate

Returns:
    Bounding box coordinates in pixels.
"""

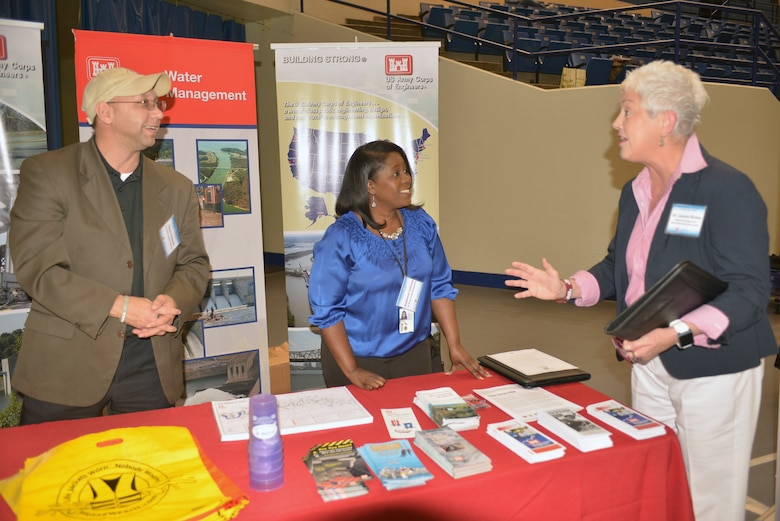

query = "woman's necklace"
[378,226,403,240]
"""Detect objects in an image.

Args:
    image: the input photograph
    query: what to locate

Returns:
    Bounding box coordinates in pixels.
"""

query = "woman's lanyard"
[381,228,422,333]
[382,230,408,278]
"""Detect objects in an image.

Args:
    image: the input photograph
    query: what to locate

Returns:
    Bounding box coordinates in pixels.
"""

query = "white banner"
[272,41,440,389]
[0,20,46,385]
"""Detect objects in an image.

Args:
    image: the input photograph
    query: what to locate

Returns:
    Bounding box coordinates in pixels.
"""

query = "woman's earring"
[659,136,665,147]
[371,195,376,208]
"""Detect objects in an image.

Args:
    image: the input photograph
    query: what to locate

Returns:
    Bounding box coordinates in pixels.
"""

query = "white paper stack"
[536,407,612,452]
[413,387,480,431]
[486,419,566,463]
[586,400,666,440]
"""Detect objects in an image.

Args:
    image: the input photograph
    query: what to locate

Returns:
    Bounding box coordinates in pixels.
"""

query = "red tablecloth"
[0,372,694,521]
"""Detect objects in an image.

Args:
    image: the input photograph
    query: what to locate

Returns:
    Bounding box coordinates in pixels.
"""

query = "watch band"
[669,319,693,350]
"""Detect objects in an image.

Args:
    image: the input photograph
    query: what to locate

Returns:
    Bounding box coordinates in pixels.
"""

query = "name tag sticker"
[160,215,181,257]
[665,204,706,237]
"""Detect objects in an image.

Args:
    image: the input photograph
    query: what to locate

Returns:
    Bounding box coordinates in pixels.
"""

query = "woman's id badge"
[399,308,414,334]
[396,276,422,334]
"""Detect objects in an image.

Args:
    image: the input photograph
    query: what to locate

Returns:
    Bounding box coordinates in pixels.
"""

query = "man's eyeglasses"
[107,99,167,111]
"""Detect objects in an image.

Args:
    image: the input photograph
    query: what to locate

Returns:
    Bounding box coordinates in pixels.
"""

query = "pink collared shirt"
[571,134,728,346]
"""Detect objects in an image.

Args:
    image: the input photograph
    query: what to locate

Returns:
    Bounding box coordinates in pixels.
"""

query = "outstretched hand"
[505,258,565,300]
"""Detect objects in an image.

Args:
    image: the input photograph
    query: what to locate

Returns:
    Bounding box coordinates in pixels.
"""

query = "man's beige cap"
[81,67,171,124]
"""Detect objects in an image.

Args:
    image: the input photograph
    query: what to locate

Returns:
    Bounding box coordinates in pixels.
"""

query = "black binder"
[604,260,728,341]
[478,351,591,388]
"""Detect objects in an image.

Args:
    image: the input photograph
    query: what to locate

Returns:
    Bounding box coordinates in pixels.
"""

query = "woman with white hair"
[505,61,776,520]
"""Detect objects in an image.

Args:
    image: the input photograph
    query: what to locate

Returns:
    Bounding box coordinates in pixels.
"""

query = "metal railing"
[301,0,779,96]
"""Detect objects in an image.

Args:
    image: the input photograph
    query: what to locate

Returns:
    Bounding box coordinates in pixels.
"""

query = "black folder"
[604,260,728,341]
[478,350,591,388]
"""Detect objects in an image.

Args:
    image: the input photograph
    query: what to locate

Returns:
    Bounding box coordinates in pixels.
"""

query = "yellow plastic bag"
[0,426,247,520]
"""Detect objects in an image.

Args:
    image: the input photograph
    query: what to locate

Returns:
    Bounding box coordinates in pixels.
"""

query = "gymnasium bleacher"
[378,1,780,96]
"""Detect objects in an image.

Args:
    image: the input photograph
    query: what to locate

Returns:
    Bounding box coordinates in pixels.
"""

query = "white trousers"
[632,357,765,521]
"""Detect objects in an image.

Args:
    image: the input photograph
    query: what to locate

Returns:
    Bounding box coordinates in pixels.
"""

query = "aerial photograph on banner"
[196,139,251,215]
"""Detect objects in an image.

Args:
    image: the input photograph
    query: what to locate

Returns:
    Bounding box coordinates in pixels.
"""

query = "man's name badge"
[160,215,181,257]
[665,204,707,237]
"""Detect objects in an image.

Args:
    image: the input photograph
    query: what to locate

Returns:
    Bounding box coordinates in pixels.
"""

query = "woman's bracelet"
[555,279,573,304]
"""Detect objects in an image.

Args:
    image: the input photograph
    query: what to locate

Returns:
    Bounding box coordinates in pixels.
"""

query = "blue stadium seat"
[423,6,453,38]
[542,29,567,41]
[479,22,510,57]
[569,31,593,44]
[588,23,609,36]
[564,21,586,32]
[446,19,481,55]
[539,40,572,75]
[585,57,614,85]
[504,36,541,74]
[420,3,443,20]
[568,52,596,69]
[514,26,539,39]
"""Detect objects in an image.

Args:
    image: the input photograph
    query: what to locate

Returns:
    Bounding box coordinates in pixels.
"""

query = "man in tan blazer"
[9,67,210,424]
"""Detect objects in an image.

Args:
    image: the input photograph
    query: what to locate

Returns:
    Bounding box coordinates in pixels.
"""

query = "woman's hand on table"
[447,343,491,380]
[348,367,387,391]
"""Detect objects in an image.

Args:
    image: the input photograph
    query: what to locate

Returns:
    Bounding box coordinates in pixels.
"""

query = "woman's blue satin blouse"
[308,208,457,358]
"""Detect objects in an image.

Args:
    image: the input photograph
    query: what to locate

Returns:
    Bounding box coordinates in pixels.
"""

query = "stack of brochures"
[486,419,566,463]
[413,427,492,479]
[413,387,480,431]
[586,400,666,440]
[357,440,434,490]
[303,439,373,501]
[536,407,613,452]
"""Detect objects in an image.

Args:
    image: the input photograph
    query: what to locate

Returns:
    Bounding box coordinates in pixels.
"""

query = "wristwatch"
[669,319,694,350]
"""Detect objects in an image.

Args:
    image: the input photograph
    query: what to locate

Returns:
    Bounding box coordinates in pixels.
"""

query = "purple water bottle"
[248,393,284,491]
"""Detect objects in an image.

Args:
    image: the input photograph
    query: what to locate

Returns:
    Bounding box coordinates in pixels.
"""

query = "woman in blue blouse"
[308,141,489,390]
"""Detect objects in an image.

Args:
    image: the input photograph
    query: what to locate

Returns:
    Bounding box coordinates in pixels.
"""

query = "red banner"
[73,30,257,126]
[73,29,270,397]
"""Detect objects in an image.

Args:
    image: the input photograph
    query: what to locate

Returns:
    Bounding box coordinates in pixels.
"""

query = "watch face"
[670,320,693,349]
[678,330,694,349]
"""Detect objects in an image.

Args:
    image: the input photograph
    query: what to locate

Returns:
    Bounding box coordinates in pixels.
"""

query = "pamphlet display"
[486,419,566,463]
[413,387,480,431]
[536,408,613,452]
[413,427,492,478]
[357,440,433,490]
[586,400,666,440]
[303,440,373,501]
